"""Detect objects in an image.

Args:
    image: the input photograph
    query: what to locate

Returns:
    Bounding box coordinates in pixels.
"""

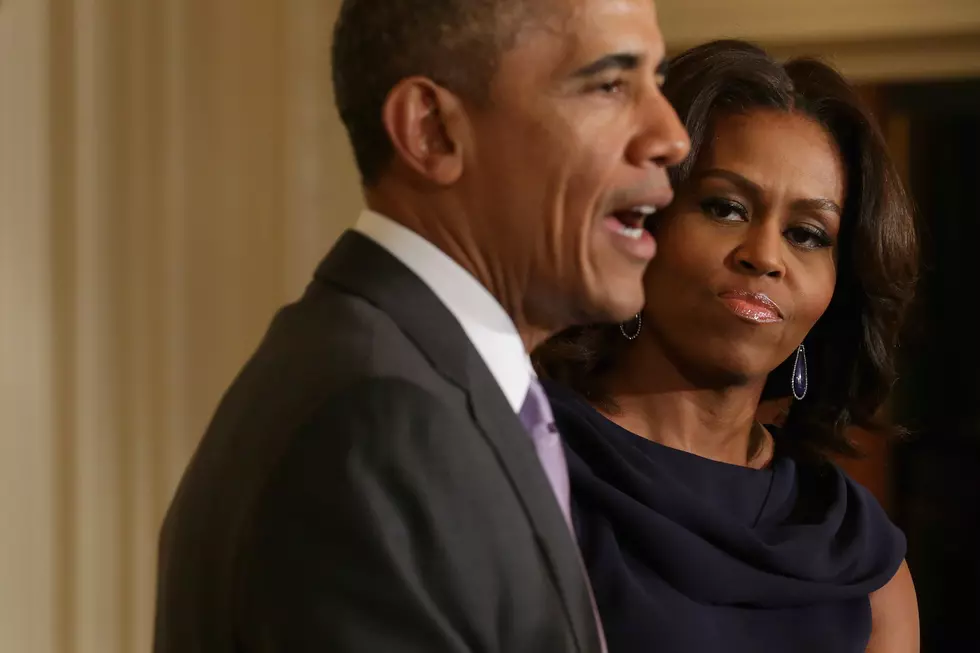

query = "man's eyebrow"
[571,52,642,78]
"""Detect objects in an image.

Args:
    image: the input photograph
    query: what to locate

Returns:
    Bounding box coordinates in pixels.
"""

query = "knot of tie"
[519,377,552,435]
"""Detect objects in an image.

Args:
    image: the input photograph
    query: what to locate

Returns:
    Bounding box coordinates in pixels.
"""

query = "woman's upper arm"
[867,560,919,653]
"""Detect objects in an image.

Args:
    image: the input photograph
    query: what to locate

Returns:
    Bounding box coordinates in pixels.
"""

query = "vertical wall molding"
[3,1,359,651]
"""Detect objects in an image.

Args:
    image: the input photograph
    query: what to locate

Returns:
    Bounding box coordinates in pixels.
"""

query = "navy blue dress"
[544,381,906,653]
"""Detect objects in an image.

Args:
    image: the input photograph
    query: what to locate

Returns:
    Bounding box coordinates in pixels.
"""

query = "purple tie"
[519,378,572,528]
[519,378,608,652]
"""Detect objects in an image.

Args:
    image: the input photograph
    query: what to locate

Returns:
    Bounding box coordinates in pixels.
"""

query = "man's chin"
[578,284,646,326]
[526,274,645,335]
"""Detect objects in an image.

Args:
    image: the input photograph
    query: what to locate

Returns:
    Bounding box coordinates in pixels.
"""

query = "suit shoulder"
[287,376,473,467]
[254,281,447,390]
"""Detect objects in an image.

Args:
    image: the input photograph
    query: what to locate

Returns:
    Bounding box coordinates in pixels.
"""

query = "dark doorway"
[886,78,980,653]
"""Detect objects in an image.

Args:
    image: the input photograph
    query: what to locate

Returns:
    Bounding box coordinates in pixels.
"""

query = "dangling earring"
[791,344,808,400]
[620,313,642,341]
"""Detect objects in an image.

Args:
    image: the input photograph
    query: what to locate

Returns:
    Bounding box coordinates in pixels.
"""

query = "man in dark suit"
[153,0,688,650]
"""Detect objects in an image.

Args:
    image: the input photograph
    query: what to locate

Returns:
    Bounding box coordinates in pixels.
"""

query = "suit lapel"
[464,357,601,653]
[316,231,601,652]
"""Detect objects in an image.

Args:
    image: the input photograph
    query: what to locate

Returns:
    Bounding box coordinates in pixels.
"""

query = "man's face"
[459,0,689,331]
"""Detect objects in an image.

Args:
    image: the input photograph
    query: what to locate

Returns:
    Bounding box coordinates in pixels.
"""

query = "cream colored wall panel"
[657,0,980,81]
[69,0,127,649]
[658,0,980,48]
[1,1,361,651]
[284,0,362,296]
[0,2,58,652]
[767,33,980,82]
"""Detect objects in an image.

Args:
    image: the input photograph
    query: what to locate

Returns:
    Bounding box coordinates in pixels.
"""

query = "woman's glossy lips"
[718,290,784,324]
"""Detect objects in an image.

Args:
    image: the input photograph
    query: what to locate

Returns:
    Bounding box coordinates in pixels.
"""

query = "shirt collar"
[353,209,531,412]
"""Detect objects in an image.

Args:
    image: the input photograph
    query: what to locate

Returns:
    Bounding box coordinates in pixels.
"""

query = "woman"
[535,40,919,652]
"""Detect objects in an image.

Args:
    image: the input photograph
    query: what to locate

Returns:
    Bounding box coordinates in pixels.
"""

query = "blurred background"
[2,0,979,651]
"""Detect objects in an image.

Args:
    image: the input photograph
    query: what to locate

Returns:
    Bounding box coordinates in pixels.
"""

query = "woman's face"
[641,109,844,387]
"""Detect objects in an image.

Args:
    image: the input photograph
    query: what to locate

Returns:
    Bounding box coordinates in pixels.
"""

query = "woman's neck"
[602,340,772,469]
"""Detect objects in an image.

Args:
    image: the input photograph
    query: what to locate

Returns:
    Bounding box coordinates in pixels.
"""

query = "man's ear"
[381,77,468,185]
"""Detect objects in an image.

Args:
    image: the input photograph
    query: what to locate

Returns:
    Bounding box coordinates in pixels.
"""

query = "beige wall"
[1,1,978,652]
[660,0,980,45]
[1,2,57,652]
[2,1,357,652]
[658,0,980,81]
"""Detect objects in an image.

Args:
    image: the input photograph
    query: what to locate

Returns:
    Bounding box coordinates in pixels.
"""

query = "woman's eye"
[701,198,748,221]
[786,225,834,250]
[786,225,834,249]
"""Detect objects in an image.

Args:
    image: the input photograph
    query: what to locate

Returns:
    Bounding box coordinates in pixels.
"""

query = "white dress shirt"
[354,209,532,412]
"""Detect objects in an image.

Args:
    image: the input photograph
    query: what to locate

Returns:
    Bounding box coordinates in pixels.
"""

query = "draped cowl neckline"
[544,380,906,653]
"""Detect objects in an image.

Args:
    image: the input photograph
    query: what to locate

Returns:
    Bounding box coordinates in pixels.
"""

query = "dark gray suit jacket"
[154,231,603,653]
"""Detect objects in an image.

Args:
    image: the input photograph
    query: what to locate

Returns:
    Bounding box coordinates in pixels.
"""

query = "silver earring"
[791,344,808,400]
[620,313,642,341]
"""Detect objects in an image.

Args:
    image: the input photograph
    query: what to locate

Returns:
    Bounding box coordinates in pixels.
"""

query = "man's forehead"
[503,0,664,77]
[514,0,663,55]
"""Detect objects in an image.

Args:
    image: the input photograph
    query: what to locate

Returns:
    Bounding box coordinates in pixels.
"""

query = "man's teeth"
[616,224,645,240]
[611,205,656,240]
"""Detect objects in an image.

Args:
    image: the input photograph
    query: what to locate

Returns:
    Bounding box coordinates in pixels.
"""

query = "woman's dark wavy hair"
[533,40,919,460]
